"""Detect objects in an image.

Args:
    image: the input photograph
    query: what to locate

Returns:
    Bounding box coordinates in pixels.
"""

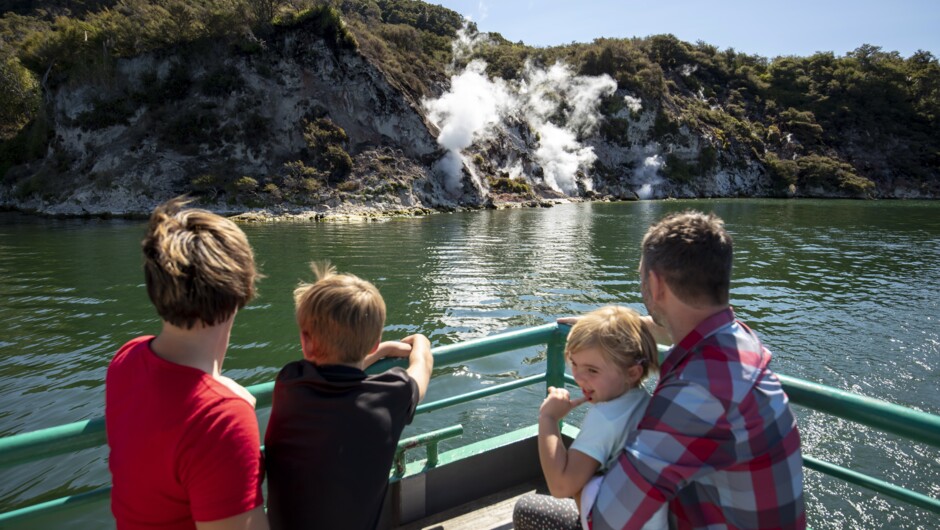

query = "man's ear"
[648,268,667,302]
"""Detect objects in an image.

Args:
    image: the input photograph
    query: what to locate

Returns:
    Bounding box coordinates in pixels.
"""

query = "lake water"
[1,199,938,528]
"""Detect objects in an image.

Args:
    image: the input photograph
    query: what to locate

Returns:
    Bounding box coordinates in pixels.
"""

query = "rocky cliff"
[1,5,936,218]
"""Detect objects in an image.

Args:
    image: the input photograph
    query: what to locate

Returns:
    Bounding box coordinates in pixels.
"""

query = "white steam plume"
[636,155,664,200]
[520,61,616,194]
[424,26,617,196]
[424,59,514,194]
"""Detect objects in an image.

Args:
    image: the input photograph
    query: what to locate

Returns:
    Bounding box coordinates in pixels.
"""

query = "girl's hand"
[539,386,588,423]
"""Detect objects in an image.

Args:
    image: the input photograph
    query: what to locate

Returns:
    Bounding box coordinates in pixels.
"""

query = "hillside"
[1,0,938,217]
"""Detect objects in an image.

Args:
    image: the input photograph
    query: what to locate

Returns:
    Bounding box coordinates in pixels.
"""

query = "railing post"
[545,324,569,391]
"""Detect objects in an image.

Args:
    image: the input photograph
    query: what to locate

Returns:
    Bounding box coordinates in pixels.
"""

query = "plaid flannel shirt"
[590,308,806,530]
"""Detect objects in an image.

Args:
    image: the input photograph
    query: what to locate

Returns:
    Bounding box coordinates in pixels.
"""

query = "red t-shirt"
[105,336,264,529]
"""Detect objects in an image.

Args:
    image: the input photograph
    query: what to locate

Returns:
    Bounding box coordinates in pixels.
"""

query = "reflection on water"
[0,199,938,528]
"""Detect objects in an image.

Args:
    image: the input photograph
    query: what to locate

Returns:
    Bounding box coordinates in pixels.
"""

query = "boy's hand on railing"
[402,334,433,401]
[539,386,587,423]
[556,316,581,326]
[400,334,431,353]
[375,340,413,359]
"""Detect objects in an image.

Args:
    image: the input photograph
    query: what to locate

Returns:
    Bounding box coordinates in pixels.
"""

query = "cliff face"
[0,23,472,216]
[1,20,936,217]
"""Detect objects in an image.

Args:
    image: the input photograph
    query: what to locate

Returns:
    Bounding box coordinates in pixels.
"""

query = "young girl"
[513,306,666,530]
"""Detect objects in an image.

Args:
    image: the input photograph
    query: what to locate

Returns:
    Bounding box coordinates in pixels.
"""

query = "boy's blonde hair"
[565,306,659,382]
[142,196,257,329]
[294,262,386,364]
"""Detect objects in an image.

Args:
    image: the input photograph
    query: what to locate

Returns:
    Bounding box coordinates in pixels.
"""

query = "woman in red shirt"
[106,197,268,530]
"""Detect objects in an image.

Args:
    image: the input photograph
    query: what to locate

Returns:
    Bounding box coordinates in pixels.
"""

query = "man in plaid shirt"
[589,211,805,530]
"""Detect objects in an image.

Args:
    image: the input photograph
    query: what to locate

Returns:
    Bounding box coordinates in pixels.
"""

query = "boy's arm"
[362,340,412,369]
[401,334,433,401]
[537,387,597,499]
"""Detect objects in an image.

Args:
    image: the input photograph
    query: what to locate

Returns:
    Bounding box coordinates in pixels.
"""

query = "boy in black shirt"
[264,262,433,530]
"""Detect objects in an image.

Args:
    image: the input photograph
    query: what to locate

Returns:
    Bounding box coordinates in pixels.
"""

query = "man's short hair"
[142,196,258,329]
[641,210,733,307]
[565,306,659,382]
[294,262,386,364]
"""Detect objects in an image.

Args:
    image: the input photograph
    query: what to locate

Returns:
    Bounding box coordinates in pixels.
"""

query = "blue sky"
[431,0,940,59]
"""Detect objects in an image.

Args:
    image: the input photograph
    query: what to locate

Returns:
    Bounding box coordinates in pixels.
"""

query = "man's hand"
[539,386,588,423]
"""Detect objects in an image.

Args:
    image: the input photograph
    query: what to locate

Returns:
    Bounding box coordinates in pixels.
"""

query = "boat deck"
[397,479,548,530]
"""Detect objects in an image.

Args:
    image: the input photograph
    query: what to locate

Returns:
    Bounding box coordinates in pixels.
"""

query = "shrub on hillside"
[0,56,40,138]
[323,144,353,181]
[303,117,347,150]
[488,175,532,194]
[274,5,358,51]
[796,154,873,194]
[764,153,798,188]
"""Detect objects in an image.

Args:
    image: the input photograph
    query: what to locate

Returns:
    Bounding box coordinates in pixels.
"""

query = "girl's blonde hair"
[294,262,386,364]
[565,306,659,382]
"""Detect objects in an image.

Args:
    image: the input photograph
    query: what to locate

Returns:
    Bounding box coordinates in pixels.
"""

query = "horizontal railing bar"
[804,455,940,514]
[780,375,940,448]
[429,323,559,364]
[416,374,546,415]
[368,324,561,375]
[0,486,111,525]
[0,417,106,470]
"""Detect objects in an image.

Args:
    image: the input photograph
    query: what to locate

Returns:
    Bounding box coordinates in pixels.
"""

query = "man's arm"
[401,334,433,401]
[196,507,268,530]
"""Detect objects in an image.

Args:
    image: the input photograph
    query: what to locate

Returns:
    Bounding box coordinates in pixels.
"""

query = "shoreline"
[4,193,937,222]
[0,196,596,222]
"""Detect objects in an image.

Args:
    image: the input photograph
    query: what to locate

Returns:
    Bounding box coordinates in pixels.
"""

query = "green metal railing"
[1,322,938,525]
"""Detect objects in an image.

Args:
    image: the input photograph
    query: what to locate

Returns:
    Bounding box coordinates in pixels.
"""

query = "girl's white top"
[573,387,668,530]
[570,387,650,472]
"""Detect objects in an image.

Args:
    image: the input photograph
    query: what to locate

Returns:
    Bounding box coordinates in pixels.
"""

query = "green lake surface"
[1,199,938,528]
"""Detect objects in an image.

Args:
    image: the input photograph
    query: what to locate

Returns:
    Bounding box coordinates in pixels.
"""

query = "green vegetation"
[273,4,358,51]
[487,175,532,195]
[303,117,353,181]
[0,56,40,138]
[0,0,937,198]
[659,146,717,184]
